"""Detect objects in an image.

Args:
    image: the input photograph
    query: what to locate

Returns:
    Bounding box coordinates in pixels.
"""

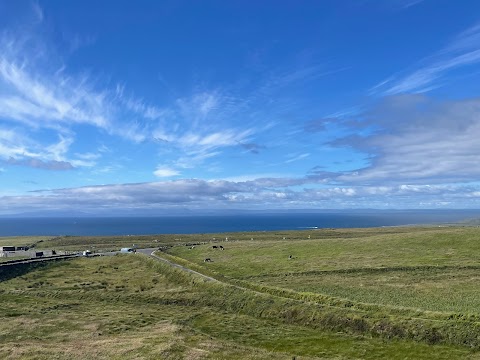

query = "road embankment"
[0,254,78,281]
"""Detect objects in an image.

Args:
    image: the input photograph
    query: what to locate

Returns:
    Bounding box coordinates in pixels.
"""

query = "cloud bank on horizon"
[1,0,480,214]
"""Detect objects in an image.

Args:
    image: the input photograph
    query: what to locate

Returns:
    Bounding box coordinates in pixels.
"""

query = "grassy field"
[161,226,480,351]
[0,254,476,359]
[253,266,480,313]
[2,226,441,251]
[166,226,480,312]
[1,226,480,358]
[0,236,52,248]
[0,255,280,359]
[168,227,480,275]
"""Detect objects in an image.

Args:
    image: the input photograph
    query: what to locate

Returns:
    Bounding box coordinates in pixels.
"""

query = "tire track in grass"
[137,248,219,283]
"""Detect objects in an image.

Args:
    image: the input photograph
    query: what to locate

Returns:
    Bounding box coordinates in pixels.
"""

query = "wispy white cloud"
[0,55,111,129]
[150,91,258,170]
[154,167,180,178]
[372,22,480,95]
[285,153,310,164]
[401,0,424,9]
[115,84,168,121]
[0,23,264,173]
[0,2,342,178]
[0,18,170,169]
[331,95,480,185]
[0,129,99,170]
[176,91,220,121]
[31,1,44,23]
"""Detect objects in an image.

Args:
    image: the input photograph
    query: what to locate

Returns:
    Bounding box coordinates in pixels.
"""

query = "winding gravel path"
[136,248,219,283]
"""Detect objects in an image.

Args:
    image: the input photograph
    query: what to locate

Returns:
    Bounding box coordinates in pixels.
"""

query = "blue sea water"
[0,211,478,236]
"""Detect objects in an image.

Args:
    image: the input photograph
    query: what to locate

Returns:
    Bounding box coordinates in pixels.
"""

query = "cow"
[204,258,212,262]
[212,245,218,249]
[219,245,224,250]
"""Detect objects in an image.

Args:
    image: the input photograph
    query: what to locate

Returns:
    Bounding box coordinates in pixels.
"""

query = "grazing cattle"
[212,245,218,249]
[219,245,224,250]
[288,255,293,259]
[189,246,195,249]
[204,258,212,262]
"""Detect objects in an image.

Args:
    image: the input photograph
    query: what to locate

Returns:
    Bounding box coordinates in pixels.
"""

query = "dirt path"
[137,248,279,300]
[137,248,219,283]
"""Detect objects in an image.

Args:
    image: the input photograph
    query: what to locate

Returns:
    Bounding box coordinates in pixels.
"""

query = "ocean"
[0,210,478,236]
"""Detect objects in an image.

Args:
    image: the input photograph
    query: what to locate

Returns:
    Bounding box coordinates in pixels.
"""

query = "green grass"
[0,256,281,359]
[166,226,480,314]
[9,226,443,251]
[157,226,480,350]
[169,227,480,275]
[3,226,480,358]
[254,266,480,313]
[0,236,52,248]
[1,252,477,359]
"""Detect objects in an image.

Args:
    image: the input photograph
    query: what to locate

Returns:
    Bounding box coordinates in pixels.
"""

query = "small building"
[0,246,15,252]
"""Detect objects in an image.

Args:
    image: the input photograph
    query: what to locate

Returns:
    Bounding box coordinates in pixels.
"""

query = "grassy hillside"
[2,226,480,358]
[1,226,446,252]
[0,236,52,248]
[168,227,480,276]
[163,226,480,350]
[0,253,474,359]
[0,255,282,359]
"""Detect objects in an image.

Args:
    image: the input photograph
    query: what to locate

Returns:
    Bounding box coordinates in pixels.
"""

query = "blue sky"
[2,0,480,215]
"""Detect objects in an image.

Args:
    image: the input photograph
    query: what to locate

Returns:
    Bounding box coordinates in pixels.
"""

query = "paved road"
[0,254,79,267]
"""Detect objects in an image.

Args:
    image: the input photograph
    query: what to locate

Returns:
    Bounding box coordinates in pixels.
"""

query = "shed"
[0,246,15,252]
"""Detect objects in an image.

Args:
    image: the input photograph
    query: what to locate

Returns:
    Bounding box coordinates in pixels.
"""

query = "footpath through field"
[137,248,273,298]
[136,247,362,307]
[136,248,219,283]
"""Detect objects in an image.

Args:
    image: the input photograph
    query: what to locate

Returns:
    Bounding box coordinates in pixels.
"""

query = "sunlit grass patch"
[169,227,480,277]
[255,266,480,313]
[0,236,52,248]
